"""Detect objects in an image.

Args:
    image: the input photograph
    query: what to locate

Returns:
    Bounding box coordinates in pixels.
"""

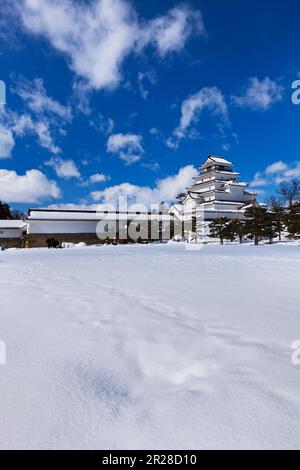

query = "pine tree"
[263,212,278,244]
[222,224,236,243]
[244,206,268,245]
[208,217,229,245]
[0,201,12,219]
[227,219,246,244]
[285,202,300,239]
[268,197,285,241]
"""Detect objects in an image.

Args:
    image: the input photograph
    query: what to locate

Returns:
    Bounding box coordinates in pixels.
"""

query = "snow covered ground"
[0,242,300,450]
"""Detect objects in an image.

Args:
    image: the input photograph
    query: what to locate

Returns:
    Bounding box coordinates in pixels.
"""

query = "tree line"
[208,179,300,245]
[0,201,25,220]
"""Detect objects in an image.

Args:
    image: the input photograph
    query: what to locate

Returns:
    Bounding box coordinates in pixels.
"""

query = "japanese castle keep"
[170,155,257,223]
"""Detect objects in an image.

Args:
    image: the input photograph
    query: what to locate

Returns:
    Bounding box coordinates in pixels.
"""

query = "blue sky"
[1,0,300,211]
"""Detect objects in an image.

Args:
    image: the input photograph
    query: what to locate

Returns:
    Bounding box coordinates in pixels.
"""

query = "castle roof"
[201,156,233,168]
[27,209,172,222]
[0,220,27,229]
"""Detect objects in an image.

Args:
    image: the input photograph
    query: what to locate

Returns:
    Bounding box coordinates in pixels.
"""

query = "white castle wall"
[0,228,23,239]
[27,220,99,234]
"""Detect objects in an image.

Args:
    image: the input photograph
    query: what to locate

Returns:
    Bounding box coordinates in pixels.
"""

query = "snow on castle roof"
[27,209,173,222]
[0,220,27,229]
[202,156,233,167]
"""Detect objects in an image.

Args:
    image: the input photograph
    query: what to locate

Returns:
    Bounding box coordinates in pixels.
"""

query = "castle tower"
[171,155,257,223]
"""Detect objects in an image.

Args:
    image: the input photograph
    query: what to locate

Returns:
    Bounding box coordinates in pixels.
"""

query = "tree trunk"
[255,234,259,246]
[239,235,243,244]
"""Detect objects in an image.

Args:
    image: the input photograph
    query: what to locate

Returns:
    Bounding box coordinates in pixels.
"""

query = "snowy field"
[1,242,300,450]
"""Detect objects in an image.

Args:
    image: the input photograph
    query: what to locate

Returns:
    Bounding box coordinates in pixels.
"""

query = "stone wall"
[24,227,174,247]
[24,233,104,248]
[0,238,24,249]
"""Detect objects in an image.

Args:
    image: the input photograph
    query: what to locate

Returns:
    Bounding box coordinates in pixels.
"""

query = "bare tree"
[279,179,300,209]
[0,202,25,220]
[176,193,187,204]
[11,209,25,220]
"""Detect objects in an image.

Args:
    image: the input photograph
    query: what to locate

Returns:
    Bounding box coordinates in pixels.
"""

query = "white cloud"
[167,87,228,148]
[18,0,204,90]
[11,113,61,154]
[0,168,61,203]
[0,77,72,155]
[90,114,115,135]
[250,160,300,192]
[265,160,288,175]
[47,202,103,210]
[89,173,111,183]
[142,162,160,172]
[15,77,72,152]
[107,133,144,165]
[33,120,61,154]
[149,127,159,136]
[0,1,18,46]
[222,143,231,152]
[140,5,204,57]
[149,127,163,143]
[20,0,138,90]
[283,162,300,179]
[0,124,15,158]
[137,71,156,100]
[157,165,198,202]
[91,165,197,205]
[71,80,92,116]
[232,77,284,111]
[45,157,81,179]
[250,172,268,188]
[99,114,115,135]
[16,77,72,120]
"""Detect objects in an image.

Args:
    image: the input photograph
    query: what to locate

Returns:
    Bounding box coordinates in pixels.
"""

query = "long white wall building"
[24,209,174,247]
[0,220,27,248]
